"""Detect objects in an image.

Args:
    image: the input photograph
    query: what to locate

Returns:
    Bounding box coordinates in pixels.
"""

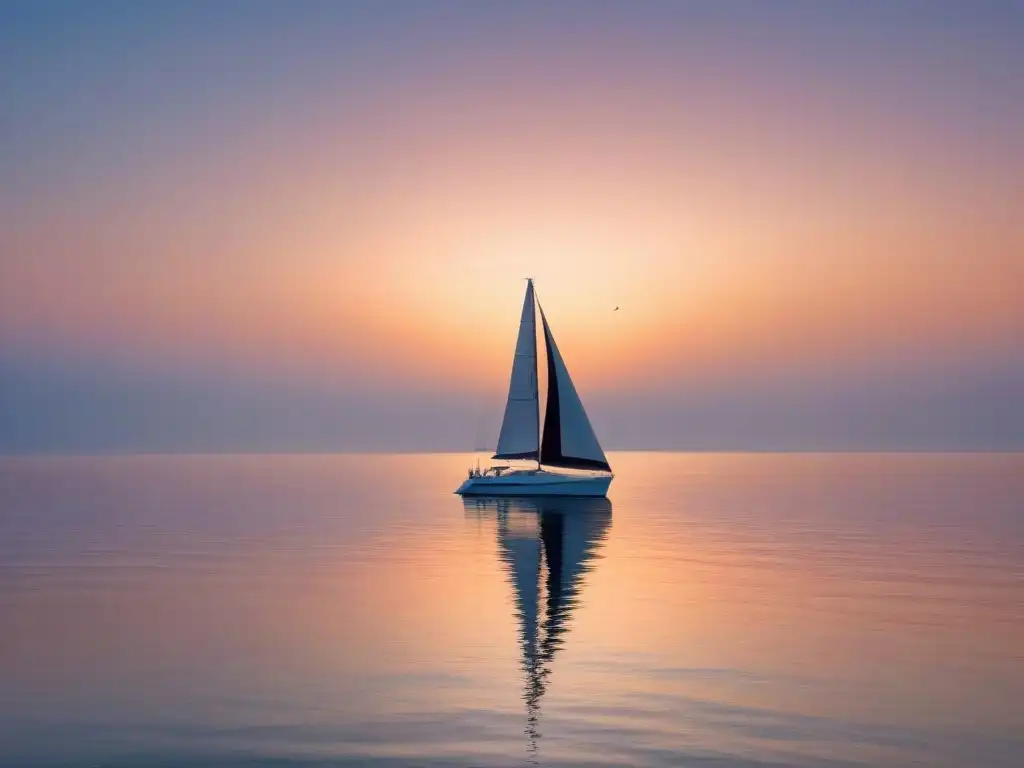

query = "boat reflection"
[464,496,612,757]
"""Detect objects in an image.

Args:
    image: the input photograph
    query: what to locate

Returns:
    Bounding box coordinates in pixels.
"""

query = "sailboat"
[456,279,613,497]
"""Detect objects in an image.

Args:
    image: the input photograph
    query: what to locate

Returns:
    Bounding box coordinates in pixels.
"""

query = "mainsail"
[538,307,612,472]
[493,280,540,460]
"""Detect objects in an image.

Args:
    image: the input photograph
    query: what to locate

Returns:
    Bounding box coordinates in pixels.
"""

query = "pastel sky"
[2,0,1022,452]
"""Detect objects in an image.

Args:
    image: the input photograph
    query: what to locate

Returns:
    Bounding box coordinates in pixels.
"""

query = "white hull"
[455,470,611,498]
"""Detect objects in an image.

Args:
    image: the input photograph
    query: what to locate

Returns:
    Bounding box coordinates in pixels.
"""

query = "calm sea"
[0,453,1021,767]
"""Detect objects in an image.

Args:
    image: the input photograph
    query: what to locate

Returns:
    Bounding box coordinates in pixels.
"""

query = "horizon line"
[1,448,1022,458]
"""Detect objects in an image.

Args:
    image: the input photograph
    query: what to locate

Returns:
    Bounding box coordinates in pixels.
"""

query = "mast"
[529,279,540,470]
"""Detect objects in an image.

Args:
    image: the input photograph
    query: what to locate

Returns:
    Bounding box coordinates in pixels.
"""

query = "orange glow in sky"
[1,3,1021,451]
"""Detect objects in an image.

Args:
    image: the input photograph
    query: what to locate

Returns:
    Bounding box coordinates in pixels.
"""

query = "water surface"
[1,453,1021,766]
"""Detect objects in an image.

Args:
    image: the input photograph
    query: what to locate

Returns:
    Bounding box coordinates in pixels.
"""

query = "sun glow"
[1,3,1020,411]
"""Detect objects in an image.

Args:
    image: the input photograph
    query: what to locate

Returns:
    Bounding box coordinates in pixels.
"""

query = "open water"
[1,452,1021,767]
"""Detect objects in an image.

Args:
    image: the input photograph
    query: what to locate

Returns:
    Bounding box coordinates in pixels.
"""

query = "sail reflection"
[464,496,612,756]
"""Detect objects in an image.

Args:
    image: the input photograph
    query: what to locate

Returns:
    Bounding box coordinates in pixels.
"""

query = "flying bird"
[613,306,619,311]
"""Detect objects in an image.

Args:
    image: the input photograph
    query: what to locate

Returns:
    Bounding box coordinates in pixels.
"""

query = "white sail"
[538,307,611,472]
[493,280,540,460]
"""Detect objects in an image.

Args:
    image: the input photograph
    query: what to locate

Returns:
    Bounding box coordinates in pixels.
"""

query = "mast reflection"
[464,496,612,757]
